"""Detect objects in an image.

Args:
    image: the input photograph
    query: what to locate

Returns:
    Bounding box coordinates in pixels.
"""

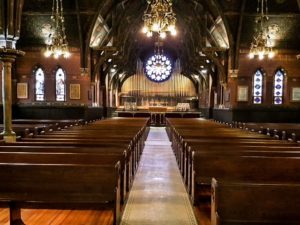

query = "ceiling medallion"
[145,45,172,82]
[141,0,177,39]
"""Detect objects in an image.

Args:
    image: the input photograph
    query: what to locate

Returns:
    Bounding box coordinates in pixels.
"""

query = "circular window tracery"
[145,54,172,82]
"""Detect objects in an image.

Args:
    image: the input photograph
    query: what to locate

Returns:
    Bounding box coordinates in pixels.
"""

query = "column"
[1,57,15,141]
[0,0,25,142]
[0,50,24,142]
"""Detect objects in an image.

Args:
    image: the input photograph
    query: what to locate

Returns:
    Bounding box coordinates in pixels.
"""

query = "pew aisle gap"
[121,127,198,225]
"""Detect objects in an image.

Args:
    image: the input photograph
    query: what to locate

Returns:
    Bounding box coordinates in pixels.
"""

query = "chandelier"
[145,43,172,82]
[142,0,177,39]
[249,0,276,60]
[44,0,70,58]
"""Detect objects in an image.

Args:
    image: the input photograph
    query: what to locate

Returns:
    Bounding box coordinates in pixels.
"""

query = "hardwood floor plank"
[0,208,9,225]
[0,209,114,225]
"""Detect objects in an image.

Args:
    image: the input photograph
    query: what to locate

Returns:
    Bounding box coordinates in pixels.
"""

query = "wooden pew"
[0,161,121,225]
[0,124,49,138]
[182,142,300,186]
[1,118,149,200]
[0,145,131,200]
[19,138,143,178]
[191,154,300,204]
[176,138,298,178]
[166,118,300,225]
[12,119,84,126]
[211,179,300,225]
[0,118,149,225]
[242,122,300,141]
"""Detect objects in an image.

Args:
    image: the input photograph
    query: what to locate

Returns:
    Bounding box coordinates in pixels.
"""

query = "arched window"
[273,69,285,105]
[253,69,264,104]
[55,68,66,101]
[35,67,45,101]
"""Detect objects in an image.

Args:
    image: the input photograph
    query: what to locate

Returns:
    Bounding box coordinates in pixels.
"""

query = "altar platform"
[115,110,202,126]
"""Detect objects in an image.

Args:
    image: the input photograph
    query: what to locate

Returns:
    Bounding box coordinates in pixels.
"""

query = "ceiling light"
[160,32,167,39]
[107,58,112,62]
[44,0,70,59]
[146,31,153,37]
[142,0,177,38]
[248,0,277,60]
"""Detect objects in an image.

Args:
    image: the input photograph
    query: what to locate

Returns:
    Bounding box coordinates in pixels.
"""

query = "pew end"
[211,179,300,225]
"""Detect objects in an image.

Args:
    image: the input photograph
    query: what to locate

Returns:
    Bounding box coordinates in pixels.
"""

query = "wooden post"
[9,203,24,225]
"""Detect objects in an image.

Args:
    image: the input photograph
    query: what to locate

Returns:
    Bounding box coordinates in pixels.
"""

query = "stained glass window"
[273,69,285,105]
[145,54,172,82]
[35,68,45,101]
[55,68,66,101]
[253,70,264,104]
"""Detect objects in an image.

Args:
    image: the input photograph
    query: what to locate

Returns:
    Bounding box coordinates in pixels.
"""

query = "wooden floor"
[0,208,113,225]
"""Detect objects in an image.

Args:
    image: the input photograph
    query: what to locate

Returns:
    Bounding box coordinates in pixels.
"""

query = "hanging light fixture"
[44,0,70,58]
[141,0,177,39]
[249,0,277,60]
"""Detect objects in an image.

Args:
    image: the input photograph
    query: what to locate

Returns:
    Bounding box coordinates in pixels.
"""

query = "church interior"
[1,0,300,224]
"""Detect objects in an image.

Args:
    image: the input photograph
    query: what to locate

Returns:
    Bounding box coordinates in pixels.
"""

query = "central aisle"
[121,127,198,225]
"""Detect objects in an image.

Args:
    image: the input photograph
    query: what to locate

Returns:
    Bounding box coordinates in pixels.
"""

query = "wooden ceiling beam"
[234,0,246,70]
[22,11,97,16]
[224,11,300,18]
[75,0,85,69]
[297,0,300,11]
[202,47,228,52]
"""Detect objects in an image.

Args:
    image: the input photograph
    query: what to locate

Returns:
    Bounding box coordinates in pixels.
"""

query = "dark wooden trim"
[22,11,97,16]
[234,0,246,70]
[75,0,85,69]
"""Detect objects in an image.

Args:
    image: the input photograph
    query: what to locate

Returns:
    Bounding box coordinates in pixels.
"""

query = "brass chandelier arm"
[44,0,70,59]
[141,0,177,39]
[249,0,277,60]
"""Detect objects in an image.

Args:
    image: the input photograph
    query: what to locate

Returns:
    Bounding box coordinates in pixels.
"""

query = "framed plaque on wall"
[291,87,300,102]
[17,83,28,99]
[237,85,248,102]
[69,84,81,100]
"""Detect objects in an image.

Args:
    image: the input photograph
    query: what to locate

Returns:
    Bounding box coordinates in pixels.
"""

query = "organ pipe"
[121,59,197,99]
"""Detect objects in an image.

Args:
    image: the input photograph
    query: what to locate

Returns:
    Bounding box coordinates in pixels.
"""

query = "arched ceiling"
[18,0,300,78]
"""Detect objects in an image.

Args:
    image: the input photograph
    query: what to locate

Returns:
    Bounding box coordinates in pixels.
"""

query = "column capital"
[0,48,25,62]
